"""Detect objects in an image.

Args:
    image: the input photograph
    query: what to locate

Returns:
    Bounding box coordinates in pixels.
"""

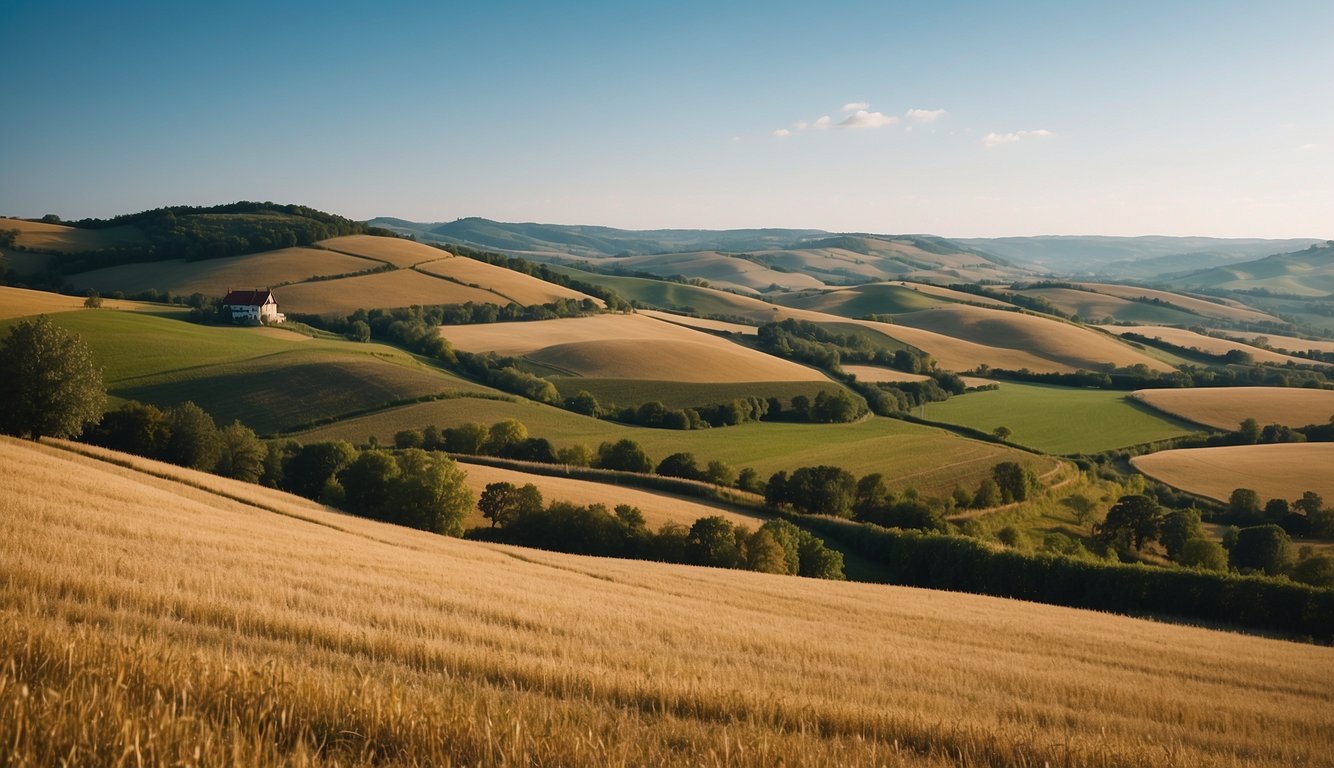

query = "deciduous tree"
[0,316,106,440]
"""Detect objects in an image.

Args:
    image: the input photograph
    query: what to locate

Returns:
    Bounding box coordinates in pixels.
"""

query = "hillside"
[1131,443,1334,503]
[956,235,1321,274]
[1165,242,1334,297]
[1131,387,1334,431]
[1100,325,1322,367]
[1074,282,1279,324]
[5,436,1331,767]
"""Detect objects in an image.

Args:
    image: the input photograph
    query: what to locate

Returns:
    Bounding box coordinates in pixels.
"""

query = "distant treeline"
[981,361,1330,391]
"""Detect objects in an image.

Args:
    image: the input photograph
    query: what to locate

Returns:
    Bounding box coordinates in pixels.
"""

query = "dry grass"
[442,314,828,382]
[1131,387,1334,431]
[636,309,759,335]
[613,250,827,292]
[1075,283,1277,324]
[0,285,153,319]
[66,247,380,296]
[1131,443,1334,502]
[415,256,595,306]
[1012,287,1197,324]
[278,269,502,315]
[317,234,454,267]
[892,305,1174,373]
[842,364,932,383]
[3,436,1331,767]
[889,281,1015,307]
[1220,331,1334,356]
[457,461,767,529]
[1102,325,1318,366]
[2,218,145,252]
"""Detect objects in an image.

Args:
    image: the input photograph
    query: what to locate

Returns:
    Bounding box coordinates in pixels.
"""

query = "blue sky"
[2,1,1330,237]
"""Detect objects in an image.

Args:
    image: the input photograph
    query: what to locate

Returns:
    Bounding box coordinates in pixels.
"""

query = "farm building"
[221,288,285,325]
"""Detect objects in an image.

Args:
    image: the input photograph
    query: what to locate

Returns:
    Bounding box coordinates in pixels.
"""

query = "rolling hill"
[1131,443,1334,503]
[956,235,1322,275]
[1165,242,1334,297]
[1100,325,1322,366]
[1131,387,1334,431]
[4,436,1331,767]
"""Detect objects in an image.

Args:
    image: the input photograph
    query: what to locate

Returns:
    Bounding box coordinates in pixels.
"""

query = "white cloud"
[840,109,899,129]
[982,129,1054,147]
[814,115,832,128]
[773,128,791,137]
[842,101,869,113]
[906,108,946,122]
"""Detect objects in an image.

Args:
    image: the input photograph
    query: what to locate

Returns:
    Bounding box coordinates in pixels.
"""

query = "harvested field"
[0,285,152,319]
[442,314,827,383]
[415,256,593,306]
[842,365,931,383]
[3,436,1330,767]
[1101,325,1317,366]
[1012,287,1198,324]
[1,218,144,252]
[636,309,758,335]
[1075,282,1278,324]
[1223,331,1334,356]
[317,234,452,267]
[278,269,502,314]
[1131,443,1334,502]
[1131,387,1334,431]
[775,284,950,316]
[889,281,1015,307]
[547,378,840,410]
[456,461,767,530]
[844,319,1068,373]
[891,305,1174,373]
[66,247,380,297]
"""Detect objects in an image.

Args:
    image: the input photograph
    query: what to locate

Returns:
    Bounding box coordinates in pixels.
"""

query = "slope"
[1166,242,1334,297]
[1131,443,1334,503]
[3,436,1330,767]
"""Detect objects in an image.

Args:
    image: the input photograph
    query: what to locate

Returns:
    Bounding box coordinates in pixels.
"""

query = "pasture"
[775,283,951,316]
[66,247,380,296]
[1131,387,1334,431]
[921,382,1201,454]
[1131,443,1334,503]
[3,436,1329,767]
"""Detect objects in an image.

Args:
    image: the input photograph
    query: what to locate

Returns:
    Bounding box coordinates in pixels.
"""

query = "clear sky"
[2,1,1330,237]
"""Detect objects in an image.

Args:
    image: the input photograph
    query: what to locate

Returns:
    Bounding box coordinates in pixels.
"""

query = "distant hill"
[1163,241,1334,297]
[955,235,1323,276]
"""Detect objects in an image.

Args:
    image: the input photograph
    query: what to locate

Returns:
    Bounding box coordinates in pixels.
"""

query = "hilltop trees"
[0,316,106,440]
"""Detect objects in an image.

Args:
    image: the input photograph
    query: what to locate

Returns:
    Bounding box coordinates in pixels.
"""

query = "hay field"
[1075,282,1277,324]
[1,218,144,251]
[1101,325,1316,366]
[637,309,758,335]
[4,437,1330,767]
[1131,387,1334,431]
[923,382,1200,454]
[317,234,452,267]
[1013,287,1198,324]
[613,250,826,292]
[892,305,1173,373]
[66,247,380,296]
[278,269,502,315]
[775,284,950,316]
[0,285,152,319]
[545,266,830,323]
[415,256,594,306]
[442,314,828,383]
[1224,331,1334,356]
[298,401,1053,497]
[456,461,766,529]
[890,281,1014,307]
[842,364,932,383]
[1132,443,1334,502]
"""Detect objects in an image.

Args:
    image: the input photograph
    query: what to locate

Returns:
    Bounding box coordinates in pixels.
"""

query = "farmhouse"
[220,288,285,325]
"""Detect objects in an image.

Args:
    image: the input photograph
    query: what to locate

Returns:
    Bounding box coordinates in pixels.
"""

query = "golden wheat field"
[415,256,594,306]
[1102,325,1316,366]
[636,309,759,335]
[1075,283,1277,324]
[1220,331,1334,356]
[0,285,153,319]
[456,461,767,529]
[841,364,933,383]
[276,269,504,315]
[66,247,381,296]
[1,217,145,252]
[3,436,1332,767]
[1131,442,1334,502]
[318,234,455,267]
[892,305,1173,373]
[1131,386,1334,430]
[887,281,1015,307]
[442,314,829,382]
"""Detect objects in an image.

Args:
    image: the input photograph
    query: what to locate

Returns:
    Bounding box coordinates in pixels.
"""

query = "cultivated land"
[317,234,451,267]
[66,247,381,296]
[610,250,826,293]
[442,313,829,383]
[1100,325,1318,366]
[1075,282,1279,324]
[840,365,931,383]
[1131,443,1334,502]
[455,461,767,530]
[1011,286,1200,324]
[277,268,503,315]
[415,256,594,306]
[297,399,1055,497]
[774,283,953,316]
[1224,331,1334,356]
[4,437,1330,767]
[1131,387,1334,431]
[0,285,162,319]
[635,309,758,335]
[891,304,1175,373]
[921,382,1201,454]
[1,217,145,252]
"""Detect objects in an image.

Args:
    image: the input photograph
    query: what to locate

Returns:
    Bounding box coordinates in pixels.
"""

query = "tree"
[992,462,1036,503]
[163,402,222,470]
[1229,525,1292,575]
[596,439,652,473]
[91,401,169,457]
[1290,555,1334,588]
[656,452,704,480]
[444,422,487,454]
[1063,493,1097,527]
[1228,488,1262,518]
[565,390,602,417]
[338,450,401,520]
[479,481,523,527]
[1236,417,1260,444]
[1263,498,1290,522]
[484,418,528,455]
[1159,508,1204,560]
[1095,494,1163,551]
[1294,491,1324,517]
[744,529,789,574]
[1177,538,1228,571]
[391,449,474,535]
[216,420,265,482]
[737,467,764,494]
[283,441,357,499]
[0,316,106,440]
[783,465,857,517]
[991,425,1012,441]
[705,460,736,487]
[972,478,1001,508]
[687,516,741,568]
[83,292,102,308]
[556,443,593,467]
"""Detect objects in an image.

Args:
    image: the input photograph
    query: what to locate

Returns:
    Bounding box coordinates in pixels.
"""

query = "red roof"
[221,289,274,306]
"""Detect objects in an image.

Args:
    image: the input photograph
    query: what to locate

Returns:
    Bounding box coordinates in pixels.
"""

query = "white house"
[221,288,284,324]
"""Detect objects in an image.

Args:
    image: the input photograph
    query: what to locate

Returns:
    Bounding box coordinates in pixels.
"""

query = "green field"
[4,310,492,434]
[547,377,842,409]
[775,284,949,317]
[297,398,1057,497]
[921,382,1202,454]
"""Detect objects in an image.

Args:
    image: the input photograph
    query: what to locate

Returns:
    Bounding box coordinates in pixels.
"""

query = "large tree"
[0,315,105,440]
[1096,494,1164,551]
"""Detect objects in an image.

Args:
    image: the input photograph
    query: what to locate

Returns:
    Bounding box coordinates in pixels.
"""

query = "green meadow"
[921,381,1202,454]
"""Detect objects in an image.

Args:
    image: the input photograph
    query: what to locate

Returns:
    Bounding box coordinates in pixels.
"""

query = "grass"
[65,247,381,296]
[547,265,790,317]
[417,256,595,306]
[296,399,1056,497]
[1132,386,1334,431]
[775,283,951,316]
[548,377,841,409]
[1132,443,1334,502]
[317,234,453,267]
[0,285,168,320]
[3,436,1331,767]
[1076,282,1278,324]
[1101,325,1314,366]
[278,268,507,315]
[921,382,1202,454]
[1014,287,1199,325]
